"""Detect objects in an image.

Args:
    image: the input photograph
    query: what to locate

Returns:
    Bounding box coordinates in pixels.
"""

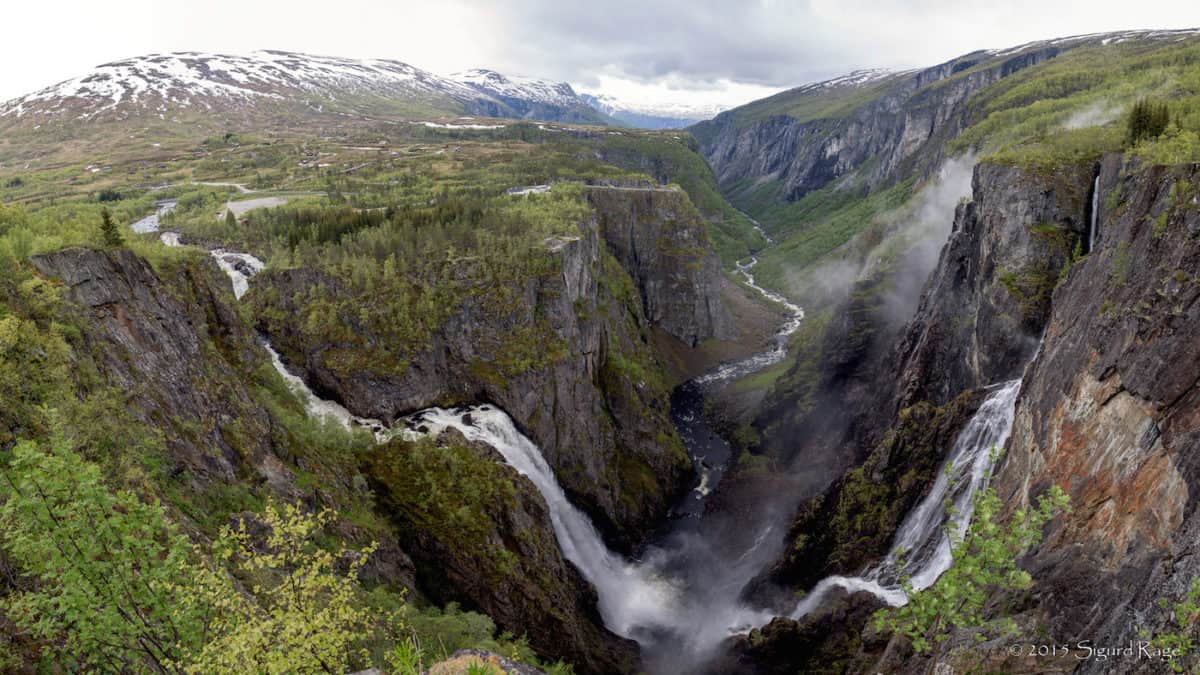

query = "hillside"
[685,27,1200,674]
[6,24,1200,675]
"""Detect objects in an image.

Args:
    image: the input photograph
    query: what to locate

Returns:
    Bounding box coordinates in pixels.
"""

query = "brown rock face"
[30,247,275,487]
[991,159,1200,671]
[585,182,735,346]
[892,161,1090,409]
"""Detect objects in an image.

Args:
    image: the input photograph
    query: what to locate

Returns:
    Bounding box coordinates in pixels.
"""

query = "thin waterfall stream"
[1089,175,1101,251]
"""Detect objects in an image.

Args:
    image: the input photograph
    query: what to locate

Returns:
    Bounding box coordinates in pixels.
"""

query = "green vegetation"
[873,481,1071,652]
[691,74,904,133]
[1141,578,1200,673]
[951,40,1200,171]
[99,206,124,247]
[0,436,400,673]
[742,180,915,295]
[1128,98,1172,145]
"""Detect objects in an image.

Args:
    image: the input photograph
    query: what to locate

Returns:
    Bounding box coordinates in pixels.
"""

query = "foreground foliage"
[873,482,1072,652]
[0,436,399,673]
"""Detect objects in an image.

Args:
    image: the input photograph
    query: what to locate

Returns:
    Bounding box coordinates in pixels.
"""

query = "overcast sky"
[4,0,1199,110]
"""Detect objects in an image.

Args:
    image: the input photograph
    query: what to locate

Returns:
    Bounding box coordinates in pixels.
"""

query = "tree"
[100,206,124,247]
[0,437,209,671]
[1128,98,1171,146]
[0,436,404,674]
[175,502,385,674]
[873,483,1071,653]
[225,208,238,231]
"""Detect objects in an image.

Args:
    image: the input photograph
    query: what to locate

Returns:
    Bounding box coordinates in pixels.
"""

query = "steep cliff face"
[30,248,278,489]
[586,182,735,346]
[731,159,1098,672]
[695,47,1061,206]
[25,247,636,672]
[28,248,419,585]
[984,158,1200,673]
[893,161,1090,408]
[252,193,724,549]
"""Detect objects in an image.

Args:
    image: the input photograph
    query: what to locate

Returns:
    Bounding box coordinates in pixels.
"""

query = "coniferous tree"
[1128,98,1171,145]
[99,206,123,247]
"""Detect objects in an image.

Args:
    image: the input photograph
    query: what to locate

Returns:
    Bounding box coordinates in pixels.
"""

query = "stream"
[148,211,1023,672]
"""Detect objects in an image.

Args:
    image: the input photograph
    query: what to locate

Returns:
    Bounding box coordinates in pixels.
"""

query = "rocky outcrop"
[892,161,1090,408]
[368,430,640,675]
[696,46,1063,205]
[28,246,418,588]
[30,248,276,488]
[984,158,1200,673]
[586,182,735,346]
[429,650,548,675]
[253,207,697,550]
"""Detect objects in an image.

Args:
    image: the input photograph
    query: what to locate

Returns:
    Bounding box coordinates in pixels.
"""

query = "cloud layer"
[4,0,1199,107]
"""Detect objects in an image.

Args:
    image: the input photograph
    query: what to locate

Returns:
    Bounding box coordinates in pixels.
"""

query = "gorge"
[3,24,1200,675]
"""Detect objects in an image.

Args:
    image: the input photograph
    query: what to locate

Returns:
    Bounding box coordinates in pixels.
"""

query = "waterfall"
[1089,175,1100,251]
[693,256,804,388]
[130,200,178,234]
[210,249,265,300]
[788,379,1022,619]
[401,407,684,639]
[186,233,695,642]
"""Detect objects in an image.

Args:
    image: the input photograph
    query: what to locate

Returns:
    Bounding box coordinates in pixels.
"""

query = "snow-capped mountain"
[0,51,492,120]
[0,51,613,127]
[452,69,613,125]
[454,69,580,107]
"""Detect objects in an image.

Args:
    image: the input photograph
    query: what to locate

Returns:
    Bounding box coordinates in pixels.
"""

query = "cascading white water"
[402,406,684,638]
[210,249,265,300]
[130,200,178,234]
[1089,175,1101,251]
[788,379,1022,619]
[185,229,696,644]
[262,341,387,434]
[694,256,804,387]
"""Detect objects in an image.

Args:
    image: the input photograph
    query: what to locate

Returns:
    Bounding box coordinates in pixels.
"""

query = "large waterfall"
[788,379,1022,619]
[158,217,1023,668]
[171,231,703,643]
[401,407,686,638]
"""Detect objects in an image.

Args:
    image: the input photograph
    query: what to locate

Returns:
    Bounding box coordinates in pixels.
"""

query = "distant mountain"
[580,93,723,129]
[452,69,614,125]
[0,50,613,128]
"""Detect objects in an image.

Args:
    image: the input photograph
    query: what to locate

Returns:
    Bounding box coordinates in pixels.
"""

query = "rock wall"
[730,159,1097,672]
[986,158,1200,674]
[252,193,725,549]
[696,47,1062,203]
[893,161,1090,408]
[586,182,735,346]
[28,247,634,672]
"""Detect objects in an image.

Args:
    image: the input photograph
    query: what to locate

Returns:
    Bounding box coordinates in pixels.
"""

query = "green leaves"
[0,437,403,674]
[1141,578,1200,673]
[873,483,1071,653]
